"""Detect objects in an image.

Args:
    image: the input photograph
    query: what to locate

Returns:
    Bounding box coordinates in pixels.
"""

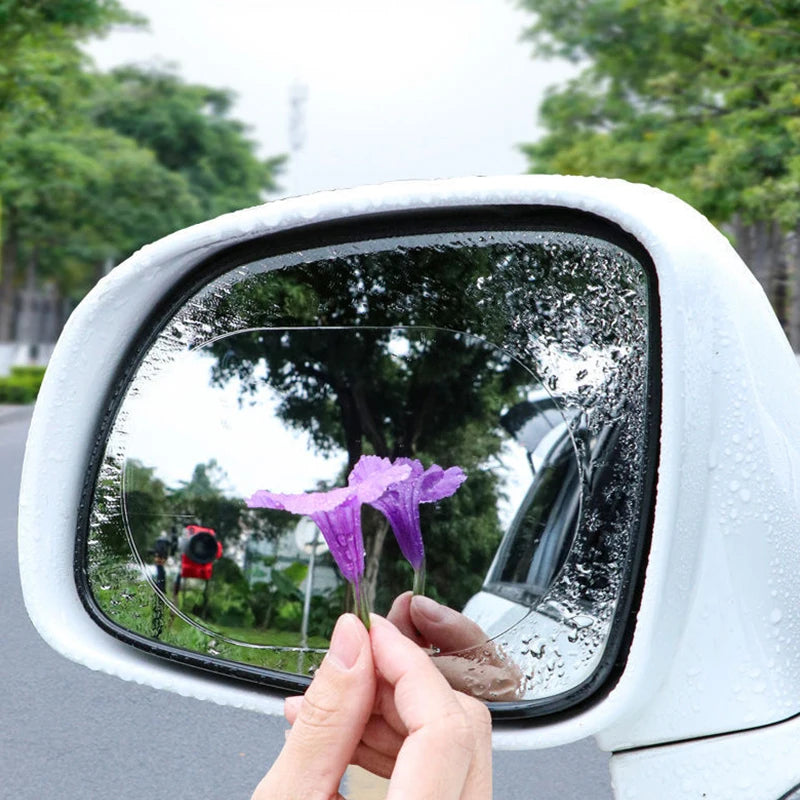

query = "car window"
[490,433,580,598]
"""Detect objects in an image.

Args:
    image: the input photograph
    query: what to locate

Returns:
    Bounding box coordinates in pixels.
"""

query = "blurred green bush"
[0,366,47,404]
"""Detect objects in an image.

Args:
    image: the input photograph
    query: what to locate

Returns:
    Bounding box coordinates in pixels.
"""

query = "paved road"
[2,406,613,799]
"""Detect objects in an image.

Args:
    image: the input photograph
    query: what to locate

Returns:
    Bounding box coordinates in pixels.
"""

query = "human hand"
[251,613,375,800]
[279,613,492,799]
[387,591,524,702]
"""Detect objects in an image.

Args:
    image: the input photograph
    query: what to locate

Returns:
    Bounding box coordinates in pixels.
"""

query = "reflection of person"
[388,592,524,702]
[150,537,171,638]
[251,614,491,799]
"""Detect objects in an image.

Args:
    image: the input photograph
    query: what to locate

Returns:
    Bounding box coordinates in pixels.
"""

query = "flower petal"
[420,465,467,503]
[309,496,364,585]
[348,455,396,484]
[247,485,356,514]
[348,455,412,503]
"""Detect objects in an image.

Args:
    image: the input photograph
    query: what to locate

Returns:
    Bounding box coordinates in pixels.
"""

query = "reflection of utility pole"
[287,81,308,195]
[297,523,324,675]
[300,526,319,650]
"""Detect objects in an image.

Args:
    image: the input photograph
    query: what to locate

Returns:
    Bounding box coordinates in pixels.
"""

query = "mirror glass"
[85,224,653,711]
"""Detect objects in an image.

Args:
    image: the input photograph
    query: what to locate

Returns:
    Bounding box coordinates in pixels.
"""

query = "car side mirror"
[20,176,800,752]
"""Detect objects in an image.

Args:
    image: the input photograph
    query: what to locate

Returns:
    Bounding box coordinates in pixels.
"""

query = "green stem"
[354,580,371,630]
[412,560,426,597]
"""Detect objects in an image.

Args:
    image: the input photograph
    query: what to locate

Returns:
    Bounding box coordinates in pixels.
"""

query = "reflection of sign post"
[296,522,329,658]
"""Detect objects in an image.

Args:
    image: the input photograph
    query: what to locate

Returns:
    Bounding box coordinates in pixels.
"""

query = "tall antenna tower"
[289,81,308,154]
[286,81,309,196]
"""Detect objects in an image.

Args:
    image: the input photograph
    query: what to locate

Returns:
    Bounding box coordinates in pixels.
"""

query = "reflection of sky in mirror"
[123,347,532,526]
[124,352,344,498]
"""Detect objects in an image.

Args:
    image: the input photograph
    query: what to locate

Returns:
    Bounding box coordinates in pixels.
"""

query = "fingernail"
[412,594,446,622]
[327,613,361,670]
[368,613,394,633]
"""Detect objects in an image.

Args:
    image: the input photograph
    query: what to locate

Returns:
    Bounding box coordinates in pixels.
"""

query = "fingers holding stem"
[253,613,375,800]
[369,614,492,800]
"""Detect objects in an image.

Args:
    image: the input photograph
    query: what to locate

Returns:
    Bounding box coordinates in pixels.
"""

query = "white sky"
[83,0,576,197]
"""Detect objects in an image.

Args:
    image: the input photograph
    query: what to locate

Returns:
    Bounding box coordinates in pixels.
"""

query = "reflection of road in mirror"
[387,592,524,702]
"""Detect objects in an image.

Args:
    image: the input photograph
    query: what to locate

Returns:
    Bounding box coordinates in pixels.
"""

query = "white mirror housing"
[18,175,800,753]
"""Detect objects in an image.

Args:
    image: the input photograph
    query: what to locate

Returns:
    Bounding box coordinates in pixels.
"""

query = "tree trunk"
[0,214,18,342]
[787,229,800,351]
[363,513,390,611]
[766,223,790,334]
[732,217,792,344]
[25,245,39,290]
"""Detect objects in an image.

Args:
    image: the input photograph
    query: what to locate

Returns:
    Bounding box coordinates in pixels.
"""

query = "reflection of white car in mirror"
[18,175,800,799]
[465,395,587,635]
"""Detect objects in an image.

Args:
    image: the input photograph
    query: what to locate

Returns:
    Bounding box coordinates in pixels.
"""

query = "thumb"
[252,614,375,800]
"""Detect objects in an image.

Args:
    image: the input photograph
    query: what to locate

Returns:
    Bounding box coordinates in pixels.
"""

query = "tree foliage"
[90,66,284,220]
[0,1,283,339]
[520,0,800,225]
[518,0,800,342]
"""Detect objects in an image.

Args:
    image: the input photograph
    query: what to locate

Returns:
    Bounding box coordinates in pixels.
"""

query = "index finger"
[369,615,480,800]
[253,614,375,800]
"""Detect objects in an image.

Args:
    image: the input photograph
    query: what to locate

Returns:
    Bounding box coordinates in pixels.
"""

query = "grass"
[91,575,329,677]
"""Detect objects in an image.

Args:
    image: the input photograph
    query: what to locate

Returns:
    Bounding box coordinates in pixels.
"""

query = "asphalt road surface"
[2,405,613,799]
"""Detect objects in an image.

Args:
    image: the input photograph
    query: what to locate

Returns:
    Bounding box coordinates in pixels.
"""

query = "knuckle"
[297,692,341,731]
[436,705,476,753]
[464,695,492,730]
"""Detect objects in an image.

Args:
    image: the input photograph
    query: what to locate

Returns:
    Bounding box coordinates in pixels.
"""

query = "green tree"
[205,245,538,607]
[0,5,284,340]
[89,66,285,219]
[519,0,800,344]
[0,0,139,337]
[2,123,201,306]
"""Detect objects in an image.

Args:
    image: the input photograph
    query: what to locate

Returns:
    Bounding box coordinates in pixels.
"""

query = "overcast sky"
[86,2,569,521]
[84,0,576,198]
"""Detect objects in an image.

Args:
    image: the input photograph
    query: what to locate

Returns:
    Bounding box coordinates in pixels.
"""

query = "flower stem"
[354,581,371,630]
[412,560,426,597]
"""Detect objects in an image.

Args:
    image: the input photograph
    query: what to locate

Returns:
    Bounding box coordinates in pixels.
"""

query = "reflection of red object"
[180,525,222,579]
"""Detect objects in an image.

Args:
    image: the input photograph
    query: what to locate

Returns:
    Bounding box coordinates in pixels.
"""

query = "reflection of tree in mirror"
[201,235,647,616]
[206,245,543,608]
[107,457,339,631]
[123,458,292,557]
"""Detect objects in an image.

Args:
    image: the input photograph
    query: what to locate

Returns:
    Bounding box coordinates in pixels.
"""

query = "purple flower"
[247,458,410,592]
[350,457,466,572]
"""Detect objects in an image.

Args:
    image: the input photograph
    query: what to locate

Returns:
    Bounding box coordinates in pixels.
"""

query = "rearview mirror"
[76,203,658,718]
[23,175,800,774]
